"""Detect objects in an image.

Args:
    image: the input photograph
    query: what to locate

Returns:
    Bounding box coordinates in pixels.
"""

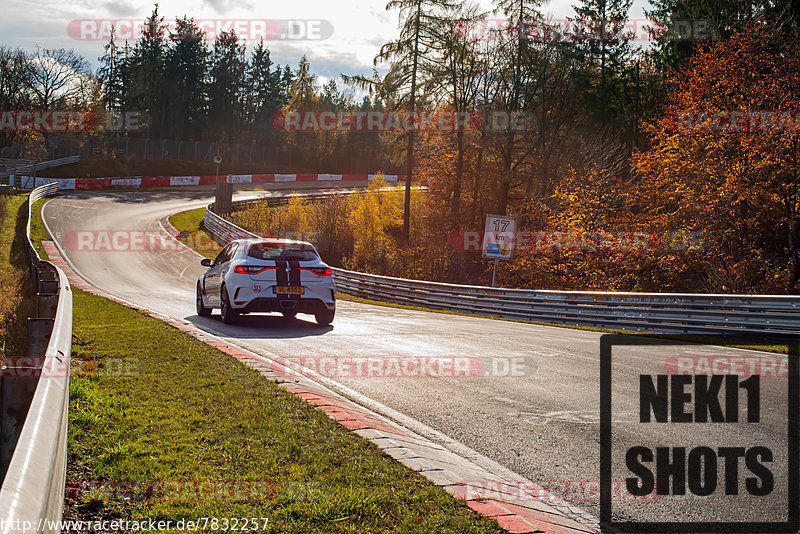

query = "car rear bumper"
[239,297,333,315]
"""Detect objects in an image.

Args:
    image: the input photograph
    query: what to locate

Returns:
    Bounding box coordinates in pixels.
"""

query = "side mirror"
[201,258,212,267]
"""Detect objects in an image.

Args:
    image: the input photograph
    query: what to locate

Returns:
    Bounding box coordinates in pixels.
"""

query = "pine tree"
[644,0,789,72]
[127,4,168,137]
[98,27,125,111]
[280,65,294,105]
[246,41,284,143]
[208,30,246,142]
[571,0,633,131]
[287,55,317,110]
[375,0,460,240]
[321,79,346,109]
[165,16,209,139]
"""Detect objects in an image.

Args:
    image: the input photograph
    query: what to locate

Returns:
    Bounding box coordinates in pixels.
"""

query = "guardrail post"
[25,320,54,364]
[36,268,59,296]
[0,313,53,483]
[0,354,43,482]
[36,294,58,319]
[35,265,59,320]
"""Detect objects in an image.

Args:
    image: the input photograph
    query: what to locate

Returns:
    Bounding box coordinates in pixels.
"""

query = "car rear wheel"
[196,283,211,317]
[220,287,239,324]
[315,308,335,326]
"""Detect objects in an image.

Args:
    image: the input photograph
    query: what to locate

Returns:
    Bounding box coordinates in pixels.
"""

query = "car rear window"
[247,243,318,261]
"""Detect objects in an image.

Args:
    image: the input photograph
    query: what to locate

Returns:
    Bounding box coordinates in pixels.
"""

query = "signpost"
[213,155,234,216]
[481,214,517,287]
[213,154,222,183]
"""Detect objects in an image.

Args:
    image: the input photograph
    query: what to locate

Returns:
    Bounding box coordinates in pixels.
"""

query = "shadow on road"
[185,312,334,339]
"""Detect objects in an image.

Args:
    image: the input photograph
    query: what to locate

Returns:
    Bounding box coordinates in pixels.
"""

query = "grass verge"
[169,206,221,259]
[21,204,503,531]
[168,206,790,355]
[65,288,505,532]
[29,197,50,259]
[0,193,35,359]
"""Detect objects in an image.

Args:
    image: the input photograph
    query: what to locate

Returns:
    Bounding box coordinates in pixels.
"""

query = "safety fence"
[17,173,405,191]
[0,183,72,534]
[204,201,800,338]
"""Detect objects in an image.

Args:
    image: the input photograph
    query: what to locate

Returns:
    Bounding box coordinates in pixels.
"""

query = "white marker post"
[481,214,517,287]
[213,154,222,183]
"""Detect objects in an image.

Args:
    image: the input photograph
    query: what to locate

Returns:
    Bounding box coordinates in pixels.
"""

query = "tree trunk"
[471,130,485,226]
[402,1,422,242]
[452,128,464,216]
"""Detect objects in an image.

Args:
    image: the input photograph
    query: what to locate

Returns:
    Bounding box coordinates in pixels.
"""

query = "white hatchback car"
[196,238,336,325]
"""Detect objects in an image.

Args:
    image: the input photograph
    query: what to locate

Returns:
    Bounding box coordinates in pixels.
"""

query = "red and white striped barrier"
[22,173,406,191]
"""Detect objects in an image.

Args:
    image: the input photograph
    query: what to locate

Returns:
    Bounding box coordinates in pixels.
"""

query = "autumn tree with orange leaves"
[634,22,800,293]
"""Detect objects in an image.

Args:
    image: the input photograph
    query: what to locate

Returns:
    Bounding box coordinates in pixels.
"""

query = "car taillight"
[301,267,332,276]
[234,265,277,274]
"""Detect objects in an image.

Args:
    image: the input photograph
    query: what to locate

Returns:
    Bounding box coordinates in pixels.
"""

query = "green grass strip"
[169,207,221,259]
[66,287,504,532]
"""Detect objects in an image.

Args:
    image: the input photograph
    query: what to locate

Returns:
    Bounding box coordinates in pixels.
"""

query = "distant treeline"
[1,0,798,292]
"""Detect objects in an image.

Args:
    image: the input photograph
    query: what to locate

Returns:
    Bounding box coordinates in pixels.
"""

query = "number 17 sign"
[482,214,517,261]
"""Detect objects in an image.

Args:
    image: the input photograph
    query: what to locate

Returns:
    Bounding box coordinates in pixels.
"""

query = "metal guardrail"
[1,155,81,181]
[0,182,72,533]
[0,158,36,179]
[205,188,412,241]
[205,203,259,243]
[226,188,381,212]
[24,183,59,263]
[331,270,800,336]
[228,185,429,211]
[204,198,800,338]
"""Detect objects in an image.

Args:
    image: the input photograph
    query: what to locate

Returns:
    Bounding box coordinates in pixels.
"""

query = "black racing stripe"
[275,260,288,286]
[288,261,301,300]
[288,261,301,286]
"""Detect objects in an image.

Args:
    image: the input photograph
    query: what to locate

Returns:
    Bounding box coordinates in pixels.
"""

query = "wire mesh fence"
[0,135,283,165]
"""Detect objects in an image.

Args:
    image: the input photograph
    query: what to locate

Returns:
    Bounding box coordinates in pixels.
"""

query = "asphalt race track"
[44,190,794,528]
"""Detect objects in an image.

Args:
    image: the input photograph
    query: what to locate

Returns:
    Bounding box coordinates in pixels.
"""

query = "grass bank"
[64,287,504,532]
[0,193,35,359]
[169,206,220,260]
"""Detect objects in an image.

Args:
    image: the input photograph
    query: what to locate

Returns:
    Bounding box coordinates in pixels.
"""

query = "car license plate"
[274,286,304,294]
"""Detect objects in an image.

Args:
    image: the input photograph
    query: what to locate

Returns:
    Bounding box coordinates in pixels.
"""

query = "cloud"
[368,5,392,25]
[200,0,253,15]
[264,42,379,79]
[102,1,141,17]
[307,52,374,80]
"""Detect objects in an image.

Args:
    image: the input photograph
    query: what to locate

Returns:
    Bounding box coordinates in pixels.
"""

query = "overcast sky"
[0,0,650,90]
